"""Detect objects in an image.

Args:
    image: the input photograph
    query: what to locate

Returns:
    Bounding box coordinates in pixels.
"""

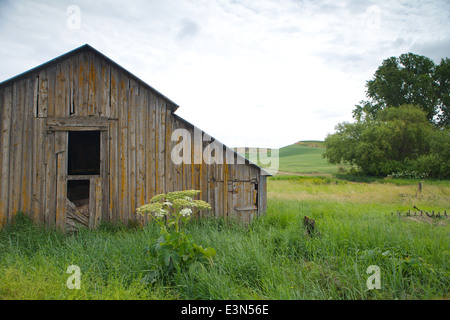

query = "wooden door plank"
[55,131,67,231]
[94,177,102,228]
[44,131,56,228]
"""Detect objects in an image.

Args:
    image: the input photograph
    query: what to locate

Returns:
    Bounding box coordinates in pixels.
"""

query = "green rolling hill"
[277,142,338,174]
[237,141,338,175]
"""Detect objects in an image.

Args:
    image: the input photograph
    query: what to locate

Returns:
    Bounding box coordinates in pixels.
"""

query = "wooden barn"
[0,44,270,232]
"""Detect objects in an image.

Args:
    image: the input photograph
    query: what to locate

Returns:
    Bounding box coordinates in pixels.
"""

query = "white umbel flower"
[180,208,192,217]
[155,208,167,218]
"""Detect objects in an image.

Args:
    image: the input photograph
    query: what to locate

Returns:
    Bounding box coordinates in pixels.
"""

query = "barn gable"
[0,44,269,232]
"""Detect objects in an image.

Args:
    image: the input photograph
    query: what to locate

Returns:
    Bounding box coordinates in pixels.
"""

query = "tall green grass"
[0,177,448,300]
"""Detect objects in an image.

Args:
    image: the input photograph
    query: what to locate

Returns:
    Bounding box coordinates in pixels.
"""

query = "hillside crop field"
[239,141,339,175]
[276,143,338,174]
[1,175,448,300]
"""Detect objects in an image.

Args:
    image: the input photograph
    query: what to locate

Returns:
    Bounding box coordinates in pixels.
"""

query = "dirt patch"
[403,215,448,226]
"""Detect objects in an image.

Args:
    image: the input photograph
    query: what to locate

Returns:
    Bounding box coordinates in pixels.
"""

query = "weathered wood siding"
[0,46,267,231]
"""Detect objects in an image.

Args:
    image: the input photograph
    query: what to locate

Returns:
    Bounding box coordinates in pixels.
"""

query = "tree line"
[324,53,449,178]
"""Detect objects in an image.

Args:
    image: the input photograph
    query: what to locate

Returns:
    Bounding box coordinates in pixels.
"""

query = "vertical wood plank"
[261,175,267,215]
[164,107,174,193]
[128,79,137,222]
[109,120,119,222]
[193,125,202,198]
[21,78,34,214]
[47,64,56,117]
[244,165,251,224]
[172,117,182,194]
[89,177,95,228]
[63,59,72,117]
[0,86,12,225]
[78,51,89,116]
[154,97,161,194]
[101,59,111,118]
[223,159,229,218]
[208,154,215,217]
[44,132,56,228]
[110,66,119,119]
[55,62,63,116]
[201,139,209,217]
[70,54,79,115]
[9,81,23,219]
[217,163,224,218]
[118,73,129,223]
[160,99,166,194]
[101,129,109,223]
[88,52,97,116]
[68,55,74,115]
[94,177,102,228]
[193,127,201,195]
[38,69,48,117]
[32,117,45,224]
[227,153,236,220]
[145,91,156,206]
[33,76,39,117]
[55,131,67,231]
[55,61,68,117]
[136,87,146,223]
[92,54,103,116]
[184,125,192,191]
[190,129,195,190]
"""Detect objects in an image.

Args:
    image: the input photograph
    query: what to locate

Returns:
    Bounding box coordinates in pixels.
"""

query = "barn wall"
[168,115,262,222]
[0,48,265,230]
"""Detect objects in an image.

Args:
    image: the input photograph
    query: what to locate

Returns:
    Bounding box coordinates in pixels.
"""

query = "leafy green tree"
[325,105,448,177]
[434,58,450,127]
[411,127,450,178]
[353,53,449,127]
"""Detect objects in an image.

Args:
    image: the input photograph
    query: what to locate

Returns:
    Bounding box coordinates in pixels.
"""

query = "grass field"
[1,176,448,300]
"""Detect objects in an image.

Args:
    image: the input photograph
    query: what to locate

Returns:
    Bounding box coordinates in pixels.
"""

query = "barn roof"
[0,44,180,112]
[0,44,272,176]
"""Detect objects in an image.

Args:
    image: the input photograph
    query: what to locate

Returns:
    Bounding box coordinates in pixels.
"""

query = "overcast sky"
[0,0,449,148]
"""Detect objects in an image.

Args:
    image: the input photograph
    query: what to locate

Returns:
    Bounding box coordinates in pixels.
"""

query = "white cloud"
[0,0,449,148]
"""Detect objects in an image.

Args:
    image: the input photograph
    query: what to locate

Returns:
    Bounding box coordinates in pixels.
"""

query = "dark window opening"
[68,131,100,175]
[67,180,90,206]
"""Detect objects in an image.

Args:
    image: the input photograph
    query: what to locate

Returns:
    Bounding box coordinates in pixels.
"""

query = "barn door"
[46,129,107,233]
[228,180,258,224]
[65,129,109,233]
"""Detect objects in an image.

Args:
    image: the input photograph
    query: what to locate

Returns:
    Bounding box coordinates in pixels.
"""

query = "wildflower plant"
[136,190,216,279]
